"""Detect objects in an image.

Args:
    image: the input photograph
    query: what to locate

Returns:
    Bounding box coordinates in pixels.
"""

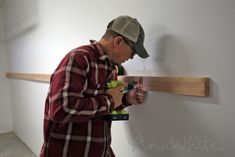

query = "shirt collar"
[89,40,116,69]
[90,40,112,62]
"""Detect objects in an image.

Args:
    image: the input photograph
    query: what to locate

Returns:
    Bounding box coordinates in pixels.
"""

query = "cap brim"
[134,43,149,58]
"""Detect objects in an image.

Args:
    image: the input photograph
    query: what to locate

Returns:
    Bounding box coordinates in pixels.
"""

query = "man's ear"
[113,36,122,47]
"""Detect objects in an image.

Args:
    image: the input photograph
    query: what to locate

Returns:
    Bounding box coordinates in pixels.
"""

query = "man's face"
[110,36,136,65]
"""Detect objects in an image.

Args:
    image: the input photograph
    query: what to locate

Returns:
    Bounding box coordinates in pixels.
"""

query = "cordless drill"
[104,80,134,121]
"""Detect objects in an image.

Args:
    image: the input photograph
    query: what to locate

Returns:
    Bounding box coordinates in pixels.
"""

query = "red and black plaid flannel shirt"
[40,41,131,157]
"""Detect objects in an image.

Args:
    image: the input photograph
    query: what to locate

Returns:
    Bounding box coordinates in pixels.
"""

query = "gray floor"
[0,132,36,157]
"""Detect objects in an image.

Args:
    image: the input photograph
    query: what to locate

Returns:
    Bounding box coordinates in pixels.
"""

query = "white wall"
[0,4,13,134]
[3,0,235,156]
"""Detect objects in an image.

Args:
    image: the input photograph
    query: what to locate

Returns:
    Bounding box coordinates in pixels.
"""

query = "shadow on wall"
[126,27,222,157]
[155,34,220,105]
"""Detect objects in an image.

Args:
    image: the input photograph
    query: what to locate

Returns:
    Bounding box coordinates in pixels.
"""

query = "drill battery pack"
[104,110,129,121]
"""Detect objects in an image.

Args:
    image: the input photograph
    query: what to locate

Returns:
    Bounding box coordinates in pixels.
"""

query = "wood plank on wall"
[6,73,51,83]
[118,76,209,97]
[6,72,209,97]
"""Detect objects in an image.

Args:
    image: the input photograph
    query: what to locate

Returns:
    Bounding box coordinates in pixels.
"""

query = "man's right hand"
[106,83,126,108]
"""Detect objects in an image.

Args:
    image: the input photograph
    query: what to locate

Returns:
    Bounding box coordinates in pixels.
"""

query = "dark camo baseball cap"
[107,15,149,58]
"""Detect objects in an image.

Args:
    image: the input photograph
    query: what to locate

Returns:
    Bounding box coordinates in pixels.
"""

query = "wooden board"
[6,73,51,83]
[6,73,209,96]
[118,76,209,97]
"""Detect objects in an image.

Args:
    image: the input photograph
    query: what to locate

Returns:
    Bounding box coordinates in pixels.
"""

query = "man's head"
[100,15,149,65]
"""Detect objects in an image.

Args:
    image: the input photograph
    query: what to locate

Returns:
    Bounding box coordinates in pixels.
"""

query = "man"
[40,15,149,157]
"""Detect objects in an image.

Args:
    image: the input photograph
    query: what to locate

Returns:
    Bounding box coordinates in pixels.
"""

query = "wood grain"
[118,76,209,97]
